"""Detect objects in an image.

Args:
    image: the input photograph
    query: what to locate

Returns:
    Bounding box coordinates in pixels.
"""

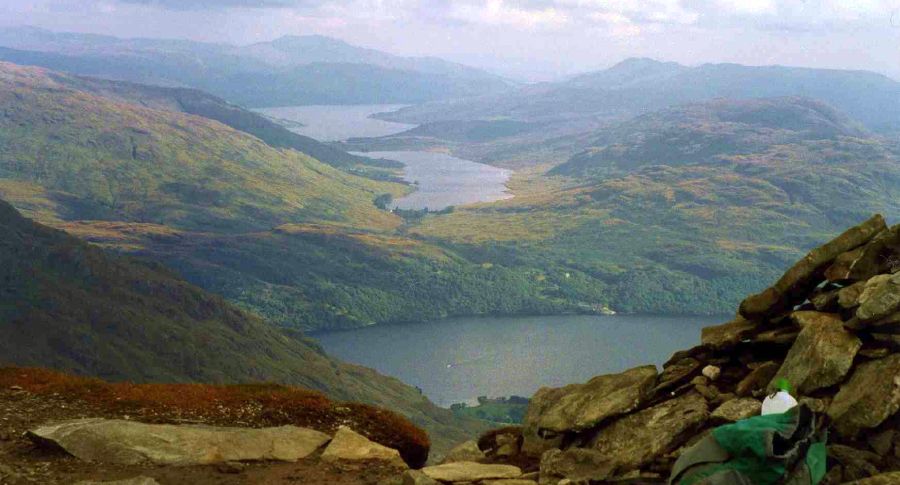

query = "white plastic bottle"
[761,379,798,415]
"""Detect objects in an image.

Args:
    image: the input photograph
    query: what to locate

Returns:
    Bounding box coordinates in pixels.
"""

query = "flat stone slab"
[421,462,522,482]
[28,418,331,466]
[768,312,860,395]
[711,398,761,422]
[321,426,406,468]
[441,440,484,464]
[828,354,900,436]
[533,365,657,433]
[75,478,160,485]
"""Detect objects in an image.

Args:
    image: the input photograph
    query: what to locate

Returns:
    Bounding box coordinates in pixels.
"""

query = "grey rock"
[401,469,440,485]
[587,392,708,479]
[838,281,868,309]
[701,316,758,350]
[826,225,900,282]
[441,440,485,464]
[740,214,886,318]
[321,426,406,468]
[735,361,779,397]
[828,354,900,436]
[710,398,761,423]
[421,462,522,482]
[27,418,330,465]
[857,273,900,322]
[767,312,861,395]
[539,448,612,485]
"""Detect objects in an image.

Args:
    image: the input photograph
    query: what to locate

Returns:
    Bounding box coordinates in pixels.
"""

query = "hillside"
[406,97,900,315]
[0,61,576,331]
[0,197,486,455]
[0,27,510,106]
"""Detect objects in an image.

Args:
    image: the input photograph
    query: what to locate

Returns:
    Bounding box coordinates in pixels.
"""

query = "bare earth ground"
[0,388,404,485]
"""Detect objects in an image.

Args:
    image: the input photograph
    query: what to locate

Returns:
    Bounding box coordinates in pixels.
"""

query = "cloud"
[447,0,569,29]
[116,0,318,10]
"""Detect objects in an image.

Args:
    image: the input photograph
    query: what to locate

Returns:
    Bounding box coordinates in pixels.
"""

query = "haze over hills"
[0,27,511,106]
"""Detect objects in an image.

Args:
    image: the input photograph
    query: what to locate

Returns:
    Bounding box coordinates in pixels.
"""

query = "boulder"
[442,440,485,464]
[828,354,900,436]
[654,357,701,394]
[710,398,761,423]
[421,462,522,482]
[539,448,611,484]
[27,418,330,466]
[701,317,758,350]
[402,469,440,485]
[857,273,900,322]
[767,312,861,395]
[701,365,721,381]
[735,361,780,397]
[321,426,406,468]
[482,481,538,485]
[531,365,657,433]
[828,444,881,482]
[740,214,886,318]
[584,392,708,480]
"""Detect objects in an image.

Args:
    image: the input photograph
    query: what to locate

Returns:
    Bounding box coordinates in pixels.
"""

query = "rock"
[828,354,900,436]
[767,312,861,395]
[420,462,522,482]
[522,366,659,455]
[829,444,881,482]
[494,432,521,457]
[442,440,485,464]
[752,327,799,345]
[740,214,886,318]
[867,429,894,456]
[701,365,720,381]
[654,357,701,394]
[539,448,611,484]
[839,281,868,309]
[321,426,406,468]
[74,478,160,485]
[585,392,708,480]
[848,472,900,484]
[810,288,841,311]
[858,273,900,322]
[401,469,440,485]
[27,418,330,466]
[827,226,900,282]
[701,317,758,350]
[216,461,245,474]
[735,362,780,397]
[481,481,538,485]
[710,398,761,423]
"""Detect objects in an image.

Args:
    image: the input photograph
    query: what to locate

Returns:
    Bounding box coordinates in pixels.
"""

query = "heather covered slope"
[0,198,486,455]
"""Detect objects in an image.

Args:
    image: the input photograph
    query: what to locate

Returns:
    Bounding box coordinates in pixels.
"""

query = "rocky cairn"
[464,214,900,484]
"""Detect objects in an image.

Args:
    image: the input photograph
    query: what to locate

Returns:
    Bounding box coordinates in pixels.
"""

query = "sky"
[1,0,899,81]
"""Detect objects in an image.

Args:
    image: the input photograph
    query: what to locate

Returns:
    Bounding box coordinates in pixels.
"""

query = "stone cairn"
[438,214,900,485]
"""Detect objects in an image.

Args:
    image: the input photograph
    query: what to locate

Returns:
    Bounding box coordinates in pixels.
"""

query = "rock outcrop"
[27,418,331,466]
[473,215,900,484]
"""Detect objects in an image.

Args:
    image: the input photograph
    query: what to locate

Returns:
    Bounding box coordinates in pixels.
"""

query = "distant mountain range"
[0,27,511,107]
[379,57,900,135]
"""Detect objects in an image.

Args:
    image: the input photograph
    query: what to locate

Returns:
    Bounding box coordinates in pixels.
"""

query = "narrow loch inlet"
[257,104,511,210]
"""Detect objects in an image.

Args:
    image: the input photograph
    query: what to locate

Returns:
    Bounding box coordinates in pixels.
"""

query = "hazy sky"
[2,0,899,80]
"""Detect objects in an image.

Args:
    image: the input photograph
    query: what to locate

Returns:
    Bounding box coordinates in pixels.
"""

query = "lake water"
[315,314,720,407]
[256,104,511,210]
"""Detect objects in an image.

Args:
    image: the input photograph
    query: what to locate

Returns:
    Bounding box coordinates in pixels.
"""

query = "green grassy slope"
[410,98,900,315]
[0,197,487,453]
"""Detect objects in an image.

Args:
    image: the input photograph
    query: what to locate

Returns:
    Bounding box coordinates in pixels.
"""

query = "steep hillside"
[0,62,403,233]
[0,27,510,106]
[0,198,486,455]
